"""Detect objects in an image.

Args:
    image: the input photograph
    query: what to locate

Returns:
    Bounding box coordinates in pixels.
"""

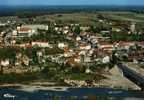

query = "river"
[0,87,144,100]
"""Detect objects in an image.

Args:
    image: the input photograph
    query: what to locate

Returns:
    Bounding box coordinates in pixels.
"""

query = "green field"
[33,11,144,31]
[99,11,144,22]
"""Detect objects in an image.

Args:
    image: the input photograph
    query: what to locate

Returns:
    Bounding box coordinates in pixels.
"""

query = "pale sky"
[0,0,144,5]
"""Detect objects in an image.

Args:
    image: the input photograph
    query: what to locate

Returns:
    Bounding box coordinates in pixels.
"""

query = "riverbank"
[0,65,141,91]
[0,78,141,93]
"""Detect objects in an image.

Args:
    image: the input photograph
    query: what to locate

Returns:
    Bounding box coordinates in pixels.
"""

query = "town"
[0,12,144,90]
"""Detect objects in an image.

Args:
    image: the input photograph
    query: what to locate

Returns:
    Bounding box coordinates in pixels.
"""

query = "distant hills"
[0,5,144,16]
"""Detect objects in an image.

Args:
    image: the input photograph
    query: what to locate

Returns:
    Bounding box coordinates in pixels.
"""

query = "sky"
[0,0,144,6]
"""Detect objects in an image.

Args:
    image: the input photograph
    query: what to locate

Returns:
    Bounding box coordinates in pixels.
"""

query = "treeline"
[111,33,144,42]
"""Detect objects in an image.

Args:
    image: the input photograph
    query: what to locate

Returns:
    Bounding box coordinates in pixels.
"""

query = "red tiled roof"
[19,27,31,32]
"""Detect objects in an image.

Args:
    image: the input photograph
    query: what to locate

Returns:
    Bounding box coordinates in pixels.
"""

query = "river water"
[0,87,144,100]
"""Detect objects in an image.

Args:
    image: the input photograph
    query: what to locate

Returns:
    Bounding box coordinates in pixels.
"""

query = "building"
[16,25,48,37]
[31,42,52,48]
[58,43,68,49]
[130,22,136,33]
[0,59,9,67]
[17,27,33,37]
[100,42,114,52]
[79,43,91,50]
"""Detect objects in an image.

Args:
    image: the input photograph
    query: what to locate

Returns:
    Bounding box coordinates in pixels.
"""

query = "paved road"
[117,63,144,90]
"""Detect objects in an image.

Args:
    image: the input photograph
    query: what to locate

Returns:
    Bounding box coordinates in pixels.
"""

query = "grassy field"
[36,12,99,25]
[2,11,144,26]
[99,11,144,22]
[33,11,144,30]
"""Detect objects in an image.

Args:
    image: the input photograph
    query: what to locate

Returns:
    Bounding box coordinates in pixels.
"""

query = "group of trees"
[110,33,144,42]
[89,23,111,33]
[0,47,18,60]
[0,47,19,74]
[73,25,81,35]
[45,47,64,55]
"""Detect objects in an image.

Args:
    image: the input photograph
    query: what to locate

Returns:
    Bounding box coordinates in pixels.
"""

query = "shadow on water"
[0,87,144,100]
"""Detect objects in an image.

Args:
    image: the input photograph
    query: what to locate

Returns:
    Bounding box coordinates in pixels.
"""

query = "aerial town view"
[0,0,144,100]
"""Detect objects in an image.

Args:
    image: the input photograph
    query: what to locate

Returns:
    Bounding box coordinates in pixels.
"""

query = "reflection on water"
[0,88,144,100]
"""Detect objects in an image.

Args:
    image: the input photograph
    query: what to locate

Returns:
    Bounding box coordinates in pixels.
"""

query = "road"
[117,63,144,90]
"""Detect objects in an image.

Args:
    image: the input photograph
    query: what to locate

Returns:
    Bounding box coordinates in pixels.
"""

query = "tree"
[97,14,105,20]
[0,47,18,74]
[0,47,17,60]
[22,47,40,65]
[73,25,81,35]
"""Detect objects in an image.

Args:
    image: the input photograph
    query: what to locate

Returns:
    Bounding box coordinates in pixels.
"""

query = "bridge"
[117,63,144,90]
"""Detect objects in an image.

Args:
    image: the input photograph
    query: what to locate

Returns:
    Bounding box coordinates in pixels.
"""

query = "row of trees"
[110,33,144,42]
